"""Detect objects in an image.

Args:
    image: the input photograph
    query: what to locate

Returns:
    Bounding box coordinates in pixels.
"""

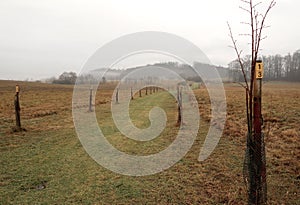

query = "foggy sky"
[0,0,299,80]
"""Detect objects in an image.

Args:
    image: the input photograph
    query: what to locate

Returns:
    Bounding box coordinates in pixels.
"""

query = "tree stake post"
[249,60,267,204]
[89,86,93,112]
[14,85,21,130]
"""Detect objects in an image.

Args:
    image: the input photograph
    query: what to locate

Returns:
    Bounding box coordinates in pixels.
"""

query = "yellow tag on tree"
[255,62,264,79]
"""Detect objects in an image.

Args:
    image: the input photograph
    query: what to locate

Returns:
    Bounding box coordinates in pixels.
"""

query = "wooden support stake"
[249,60,266,204]
[14,85,21,129]
[89,87,93,112]
[176,85,182,126]
[116,88,119,104]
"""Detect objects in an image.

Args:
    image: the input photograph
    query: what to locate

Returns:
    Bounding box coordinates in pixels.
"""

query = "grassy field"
[0,80,299,204]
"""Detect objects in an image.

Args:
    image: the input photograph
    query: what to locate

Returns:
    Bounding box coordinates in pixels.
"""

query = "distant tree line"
[228,49,300,82]
[51,72,77,84]
[46,51,299,85]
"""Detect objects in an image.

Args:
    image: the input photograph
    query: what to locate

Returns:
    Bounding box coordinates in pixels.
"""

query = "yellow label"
[16,85,20,93]
[255,62,264,79]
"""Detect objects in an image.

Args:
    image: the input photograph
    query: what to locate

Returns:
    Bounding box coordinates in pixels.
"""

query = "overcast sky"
[0,0,299,80]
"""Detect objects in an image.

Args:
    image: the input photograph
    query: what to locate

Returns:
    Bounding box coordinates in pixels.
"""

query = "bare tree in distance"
[228,0,276,204]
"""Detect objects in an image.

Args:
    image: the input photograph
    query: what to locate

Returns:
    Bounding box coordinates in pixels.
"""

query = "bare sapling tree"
[228,0,276,204]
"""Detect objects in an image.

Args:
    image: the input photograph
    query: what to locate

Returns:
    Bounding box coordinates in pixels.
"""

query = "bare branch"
[241,21,251,26]
[239,34,252,37]
[254,25,270,31]
[262,25,271,29]
[234,81,248,90]
[255,0,276,59]
[227,22,250,91]
[241,0,250,4]
[253,1,262,8]
[260,35,268,41]
[228,0,276,135]
[239,6,251,13]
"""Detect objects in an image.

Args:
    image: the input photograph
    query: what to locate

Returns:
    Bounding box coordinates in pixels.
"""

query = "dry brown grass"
[0,80,299,204]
